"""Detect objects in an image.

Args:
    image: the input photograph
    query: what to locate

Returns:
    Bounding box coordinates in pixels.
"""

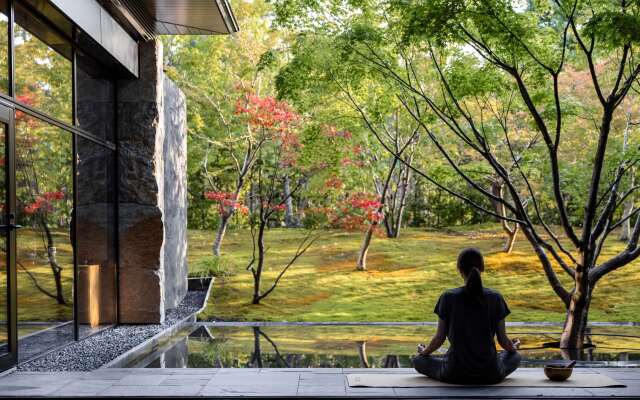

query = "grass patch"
[189,226,640,322]
[0,228,74,329]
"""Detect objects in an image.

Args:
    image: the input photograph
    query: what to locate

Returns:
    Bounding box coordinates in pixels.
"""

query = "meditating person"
[413,247,521,384]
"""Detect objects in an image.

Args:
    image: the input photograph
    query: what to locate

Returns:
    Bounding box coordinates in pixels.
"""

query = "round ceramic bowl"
[544,365,573,381]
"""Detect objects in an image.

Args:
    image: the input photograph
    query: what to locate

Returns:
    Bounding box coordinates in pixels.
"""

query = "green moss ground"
[4,225,637,328]
[189,225,640,322]
[0,228,73,341]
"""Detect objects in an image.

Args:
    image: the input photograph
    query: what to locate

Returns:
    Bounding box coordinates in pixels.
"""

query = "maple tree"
[241,97,324,304]
[208,92,300,256]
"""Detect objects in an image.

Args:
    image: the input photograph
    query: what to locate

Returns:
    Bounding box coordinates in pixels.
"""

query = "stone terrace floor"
[0,368,638,398]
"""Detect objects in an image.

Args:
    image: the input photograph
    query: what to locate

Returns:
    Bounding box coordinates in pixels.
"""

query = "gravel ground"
[18,290,207,372]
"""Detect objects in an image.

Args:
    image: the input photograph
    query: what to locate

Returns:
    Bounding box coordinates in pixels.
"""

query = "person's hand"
[417,344,426,354]
[511,338,521,350]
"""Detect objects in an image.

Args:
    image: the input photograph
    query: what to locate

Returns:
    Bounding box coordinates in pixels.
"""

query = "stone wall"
[115,39,189,323]
[117,40,166,323]
[162,76,188,310]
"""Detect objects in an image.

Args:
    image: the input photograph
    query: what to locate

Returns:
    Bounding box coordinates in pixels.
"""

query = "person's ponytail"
[457,248,485,305]
[465,267,484,304]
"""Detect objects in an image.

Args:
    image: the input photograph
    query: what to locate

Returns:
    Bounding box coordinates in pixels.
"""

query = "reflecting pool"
[122,323,640,369]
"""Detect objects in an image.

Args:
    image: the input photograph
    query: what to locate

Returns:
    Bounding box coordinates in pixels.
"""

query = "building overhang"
[98,0,239,41]
[43,0,239,78]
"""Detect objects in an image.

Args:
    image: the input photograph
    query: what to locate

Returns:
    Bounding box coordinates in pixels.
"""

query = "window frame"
[6,0,116,150]
[0,0,120,358]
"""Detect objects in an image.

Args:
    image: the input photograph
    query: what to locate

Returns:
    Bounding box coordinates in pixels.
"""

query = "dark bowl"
[544,365,573,381]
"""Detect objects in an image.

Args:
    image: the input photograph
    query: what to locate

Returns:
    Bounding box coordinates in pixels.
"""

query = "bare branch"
[259,232,322,300]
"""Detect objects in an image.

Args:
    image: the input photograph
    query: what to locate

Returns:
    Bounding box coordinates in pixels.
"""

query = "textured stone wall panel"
[115,40,189,322]
[118,267,163,323]
[162,76,188,310]
[76,65,115,141]
[117,40,166,323]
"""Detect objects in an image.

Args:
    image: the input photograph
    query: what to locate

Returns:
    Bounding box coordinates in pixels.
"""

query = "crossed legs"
[413,351,521,384]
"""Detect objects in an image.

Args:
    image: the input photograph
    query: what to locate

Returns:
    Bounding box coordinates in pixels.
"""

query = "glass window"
[14,2,72,122]
[0,122,7,356]
[76,56,115,141]
[15,111,73,361]
[76,137,117,338]
[0,0,8,95]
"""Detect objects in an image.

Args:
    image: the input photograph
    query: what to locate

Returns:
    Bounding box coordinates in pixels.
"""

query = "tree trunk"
[383,212,394,238]
[356,223,375,271]
[212,212,232,256]
[249,327,263,368]
[283,174,298,227]
[560,256,592,350]
[491,180,518,253]
[48,247,65,306]
[619,200,633,242]
[356,341,370,368]
[377,174,395,238]
[252,221,267,304]
[297,181,308,219]
[383,355,400,368]
[391,165,412,239]
[41,218,66,305]
[503,225,519,253]
[359,156,399,269]
[619,110,634,242]
[201,188,207,228]
[248,182,257,213]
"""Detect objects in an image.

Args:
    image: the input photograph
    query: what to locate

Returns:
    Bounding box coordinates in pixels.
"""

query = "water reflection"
[248,327,290,368]
[147,337,188,369]
[129,324,640,369]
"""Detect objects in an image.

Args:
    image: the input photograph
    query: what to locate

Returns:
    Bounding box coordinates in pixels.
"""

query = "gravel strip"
[18,290,207,372]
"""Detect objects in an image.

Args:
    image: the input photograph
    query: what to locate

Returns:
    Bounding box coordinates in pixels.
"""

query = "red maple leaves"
[205,190,290,216]
[236,94,302,168]
[235,94,299,130]
[23,190,65,215]
[336,192,384,230]
[205,191,249,216]
[307,192,383,231]
[269,203,287,212]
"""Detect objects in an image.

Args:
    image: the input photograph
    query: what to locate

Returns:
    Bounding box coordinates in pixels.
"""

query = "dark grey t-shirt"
[434,287,510,383]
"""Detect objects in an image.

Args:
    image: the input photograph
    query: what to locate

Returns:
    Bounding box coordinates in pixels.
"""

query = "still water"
[123,323,640,369]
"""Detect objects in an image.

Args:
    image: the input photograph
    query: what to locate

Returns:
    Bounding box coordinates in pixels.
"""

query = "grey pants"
[412,351,522,384]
